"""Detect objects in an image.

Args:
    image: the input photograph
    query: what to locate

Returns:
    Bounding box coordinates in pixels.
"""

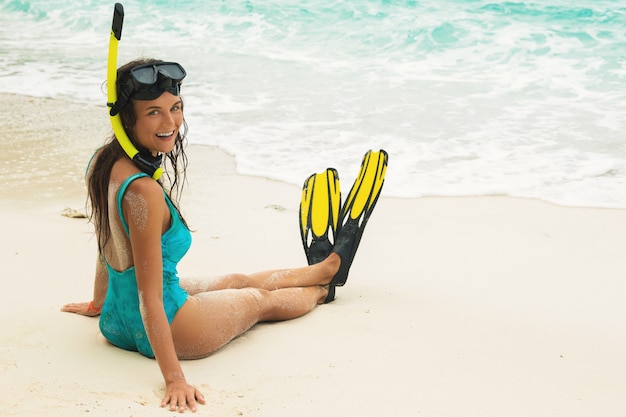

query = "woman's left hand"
[61,301,102,317]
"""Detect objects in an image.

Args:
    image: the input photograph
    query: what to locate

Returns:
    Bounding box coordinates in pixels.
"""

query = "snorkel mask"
[109,62,186,116]
[106,3,186,180]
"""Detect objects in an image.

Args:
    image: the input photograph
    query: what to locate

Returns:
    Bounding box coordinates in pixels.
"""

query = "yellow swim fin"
[325,149,388,302]
[299,168,341,265]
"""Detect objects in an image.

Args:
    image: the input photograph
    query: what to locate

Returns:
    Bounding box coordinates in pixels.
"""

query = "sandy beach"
[1,93,626,416]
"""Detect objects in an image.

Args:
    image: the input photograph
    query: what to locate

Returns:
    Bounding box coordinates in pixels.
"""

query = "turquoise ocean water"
[1,0,625,207]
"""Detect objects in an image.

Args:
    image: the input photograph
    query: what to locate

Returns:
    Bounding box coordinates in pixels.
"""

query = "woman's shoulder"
[111,160,163,200]
[125,174,162,198]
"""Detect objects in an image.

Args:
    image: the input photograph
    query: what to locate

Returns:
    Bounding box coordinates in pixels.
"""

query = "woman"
[61,58,351,413]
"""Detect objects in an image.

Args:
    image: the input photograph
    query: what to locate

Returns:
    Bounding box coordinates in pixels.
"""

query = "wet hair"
[87,58,189,254]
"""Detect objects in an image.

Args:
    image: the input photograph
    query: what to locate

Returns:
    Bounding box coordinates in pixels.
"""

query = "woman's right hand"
[162,379,206,413]
[61,301,102,317]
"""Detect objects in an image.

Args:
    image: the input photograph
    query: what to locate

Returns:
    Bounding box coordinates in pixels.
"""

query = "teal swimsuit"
[99,173,191,358]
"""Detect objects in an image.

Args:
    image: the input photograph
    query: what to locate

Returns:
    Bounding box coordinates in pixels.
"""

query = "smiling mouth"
[156,131,175,138]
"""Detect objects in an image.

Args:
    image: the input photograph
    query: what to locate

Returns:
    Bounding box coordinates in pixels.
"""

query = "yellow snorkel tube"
[106,3,163,180]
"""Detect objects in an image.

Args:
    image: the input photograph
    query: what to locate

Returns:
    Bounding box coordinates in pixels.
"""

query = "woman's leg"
[170,285,327,359]
[181,253,340,295]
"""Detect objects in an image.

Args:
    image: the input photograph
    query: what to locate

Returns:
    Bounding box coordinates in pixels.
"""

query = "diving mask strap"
[106,3,163,180]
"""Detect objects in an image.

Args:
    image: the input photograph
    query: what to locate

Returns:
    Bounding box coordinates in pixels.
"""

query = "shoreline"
[1,92,624,212]
[2,94,626,416]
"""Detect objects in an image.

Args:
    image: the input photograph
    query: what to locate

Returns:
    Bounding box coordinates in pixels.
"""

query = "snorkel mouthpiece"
[106,3,164,180]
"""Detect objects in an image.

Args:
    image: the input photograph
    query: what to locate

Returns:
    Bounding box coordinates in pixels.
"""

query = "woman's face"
[132,91,184,156]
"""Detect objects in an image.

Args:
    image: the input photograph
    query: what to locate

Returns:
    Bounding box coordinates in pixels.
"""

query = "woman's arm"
[125,179,204,412]
[90,253,108,312]
[61,253,109,317]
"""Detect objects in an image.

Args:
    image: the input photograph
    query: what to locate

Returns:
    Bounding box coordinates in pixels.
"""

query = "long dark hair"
[88,58,189,254]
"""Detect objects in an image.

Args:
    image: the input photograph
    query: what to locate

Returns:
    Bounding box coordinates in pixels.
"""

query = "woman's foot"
[313,253,341,303]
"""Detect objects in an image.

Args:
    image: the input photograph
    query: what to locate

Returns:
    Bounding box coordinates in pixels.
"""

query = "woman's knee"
[240,287,270,312]
[216,273,251,289]
[239,287,285,321]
